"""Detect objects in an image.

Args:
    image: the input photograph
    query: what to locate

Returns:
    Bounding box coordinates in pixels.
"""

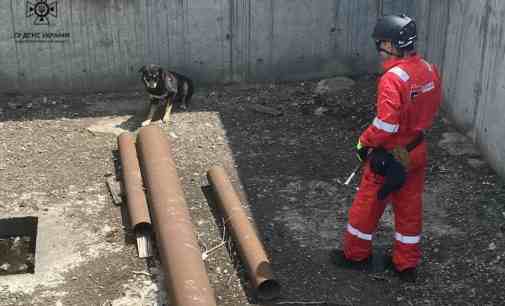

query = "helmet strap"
[378,47,402,58]
[375,40,402,57]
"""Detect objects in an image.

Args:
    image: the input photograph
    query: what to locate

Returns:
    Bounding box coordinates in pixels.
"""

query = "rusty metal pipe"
[137,125,216,306]
[207,166,281,300]
[118,132,151,232]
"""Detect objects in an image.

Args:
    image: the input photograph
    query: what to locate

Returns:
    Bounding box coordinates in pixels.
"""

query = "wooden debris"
[136,230,152,258]
[247,103,283,116]
[105,175,123,206]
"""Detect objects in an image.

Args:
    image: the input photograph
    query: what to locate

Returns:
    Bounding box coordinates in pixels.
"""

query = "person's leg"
[343,164,387,261]
[391,145,426,272]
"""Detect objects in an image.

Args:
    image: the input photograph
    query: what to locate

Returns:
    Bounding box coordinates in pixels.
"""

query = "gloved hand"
[356,140,370,162]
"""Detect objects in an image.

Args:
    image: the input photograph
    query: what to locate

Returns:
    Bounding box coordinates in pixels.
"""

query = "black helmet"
[372,14,417,53]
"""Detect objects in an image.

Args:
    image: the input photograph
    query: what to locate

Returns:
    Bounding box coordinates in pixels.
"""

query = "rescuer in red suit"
[332,14,443,282]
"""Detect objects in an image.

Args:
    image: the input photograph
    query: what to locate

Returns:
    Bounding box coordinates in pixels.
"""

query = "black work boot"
[397,267,417,283]
[329,249,371,271]
[384,256,418,282]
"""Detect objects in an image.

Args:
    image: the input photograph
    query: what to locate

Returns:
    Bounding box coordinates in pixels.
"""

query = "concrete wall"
[416,0,505,178]
[0,0,413,94]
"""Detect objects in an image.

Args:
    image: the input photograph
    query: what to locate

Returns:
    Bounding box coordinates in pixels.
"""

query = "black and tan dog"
[138,64,194,126]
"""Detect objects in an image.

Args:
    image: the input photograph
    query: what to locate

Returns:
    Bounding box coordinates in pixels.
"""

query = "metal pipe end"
[257,279,281,301]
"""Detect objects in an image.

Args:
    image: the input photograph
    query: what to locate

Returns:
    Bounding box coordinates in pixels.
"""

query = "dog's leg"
[142,102,156,127]
[162,98,173,124]
[180,83,190,110]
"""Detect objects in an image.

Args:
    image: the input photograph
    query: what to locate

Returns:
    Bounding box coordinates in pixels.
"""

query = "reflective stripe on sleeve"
[373,117,399,133]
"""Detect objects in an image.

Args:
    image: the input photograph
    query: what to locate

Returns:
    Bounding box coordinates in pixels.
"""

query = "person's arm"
[359,75,403,148]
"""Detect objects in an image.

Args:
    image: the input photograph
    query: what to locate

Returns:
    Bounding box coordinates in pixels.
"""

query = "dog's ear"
[138,65,147,73]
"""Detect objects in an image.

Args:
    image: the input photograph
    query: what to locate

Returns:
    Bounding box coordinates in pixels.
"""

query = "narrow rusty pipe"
[207,166,281,300]
[137,125,216,306]
[117,132,151,233]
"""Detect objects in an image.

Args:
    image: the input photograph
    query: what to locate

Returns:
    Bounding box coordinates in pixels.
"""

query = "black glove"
[356,140,370,162]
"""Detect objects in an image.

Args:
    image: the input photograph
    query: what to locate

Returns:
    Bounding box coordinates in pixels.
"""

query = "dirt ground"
[0,76,505,306]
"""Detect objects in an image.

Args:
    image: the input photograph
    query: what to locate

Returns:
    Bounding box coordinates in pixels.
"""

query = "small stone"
[7,102,19,109]
[488,242,496,250]
[0,263,11,271]
[216,267,221,274]
[438,132,468,145]
[102,225,115,242]
[314,106,329,116]
[105,235,115,243]
[438,132,480,157]
[18,264,28,272]
[314,77,355,95]
[72,276,78,280]
[467,158,487,169]
[102,225,112,234]
[11,237,21,249]
[149,267,159,275]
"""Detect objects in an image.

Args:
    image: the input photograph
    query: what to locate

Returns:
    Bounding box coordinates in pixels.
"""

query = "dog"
[138,64,194,126]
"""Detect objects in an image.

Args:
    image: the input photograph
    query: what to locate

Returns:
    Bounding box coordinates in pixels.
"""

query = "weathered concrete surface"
[416,0,505,178]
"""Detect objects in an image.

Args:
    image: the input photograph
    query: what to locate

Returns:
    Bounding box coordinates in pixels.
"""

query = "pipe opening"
[133,222,152,234]
[257,279,281,301]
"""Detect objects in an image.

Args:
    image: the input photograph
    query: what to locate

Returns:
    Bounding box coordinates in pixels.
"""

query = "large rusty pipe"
[137,125,216,306]
[117,132,151,232]
[207,166,281,300]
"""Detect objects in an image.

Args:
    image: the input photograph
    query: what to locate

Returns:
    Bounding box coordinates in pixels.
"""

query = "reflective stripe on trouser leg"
[343,163,387,261]
[391,145,426,271]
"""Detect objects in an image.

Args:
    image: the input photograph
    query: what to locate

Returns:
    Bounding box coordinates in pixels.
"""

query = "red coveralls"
[343,54,442,271]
